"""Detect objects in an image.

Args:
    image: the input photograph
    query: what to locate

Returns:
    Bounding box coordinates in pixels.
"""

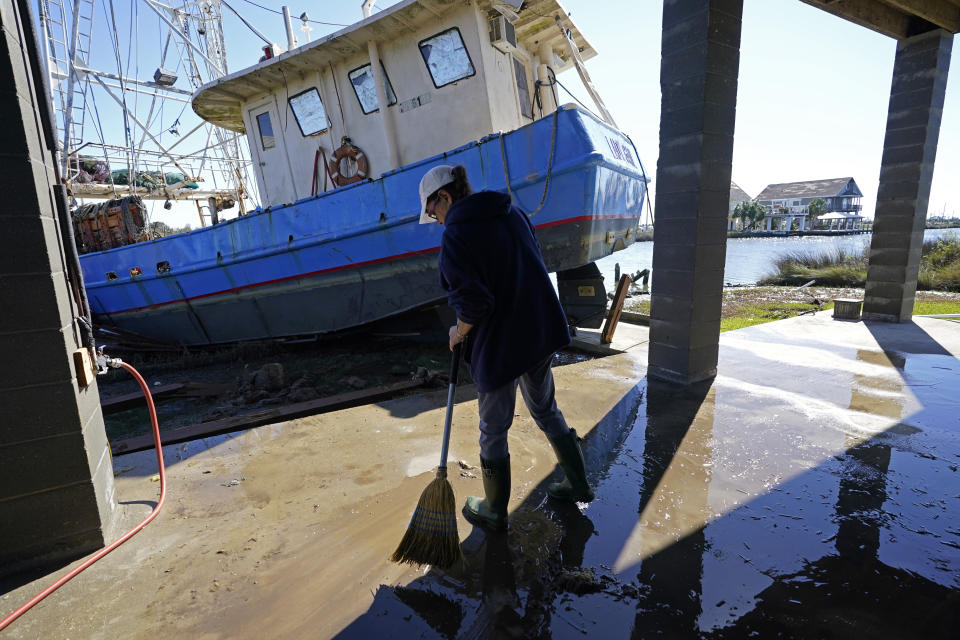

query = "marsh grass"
[760,233,960,291]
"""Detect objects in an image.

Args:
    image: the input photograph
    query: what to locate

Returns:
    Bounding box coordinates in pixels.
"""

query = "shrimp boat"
[72,0,649,345]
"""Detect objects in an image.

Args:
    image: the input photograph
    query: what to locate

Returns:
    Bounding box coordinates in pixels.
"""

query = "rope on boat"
[499,106,559,217]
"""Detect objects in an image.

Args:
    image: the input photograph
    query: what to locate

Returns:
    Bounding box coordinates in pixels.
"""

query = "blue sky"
[50,0,959,223]
[561,0,959,219]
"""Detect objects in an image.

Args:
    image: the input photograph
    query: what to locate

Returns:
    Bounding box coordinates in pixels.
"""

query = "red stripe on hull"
[106,214,637,315]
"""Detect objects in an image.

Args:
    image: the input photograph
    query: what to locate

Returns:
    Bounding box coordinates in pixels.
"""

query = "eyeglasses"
[425,194,438,220]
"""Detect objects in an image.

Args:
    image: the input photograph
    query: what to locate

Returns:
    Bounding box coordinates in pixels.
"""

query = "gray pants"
[477,354,570,461]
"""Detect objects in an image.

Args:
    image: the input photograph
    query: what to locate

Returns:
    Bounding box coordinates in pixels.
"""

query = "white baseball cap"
[418,165,455,224]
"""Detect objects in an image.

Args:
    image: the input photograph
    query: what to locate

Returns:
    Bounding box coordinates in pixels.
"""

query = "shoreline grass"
[758,232,960,292]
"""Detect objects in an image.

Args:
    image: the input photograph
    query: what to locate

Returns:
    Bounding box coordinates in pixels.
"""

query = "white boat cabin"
[192,0,600,208]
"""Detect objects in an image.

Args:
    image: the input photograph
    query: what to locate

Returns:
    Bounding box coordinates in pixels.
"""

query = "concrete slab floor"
[1,314,959,638]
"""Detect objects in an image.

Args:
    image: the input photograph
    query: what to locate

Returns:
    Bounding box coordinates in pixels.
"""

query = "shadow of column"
[836,349,904,563]
[630,380,716,638]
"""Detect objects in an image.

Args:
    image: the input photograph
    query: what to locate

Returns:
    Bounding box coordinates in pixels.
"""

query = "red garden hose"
[0,361,166,633]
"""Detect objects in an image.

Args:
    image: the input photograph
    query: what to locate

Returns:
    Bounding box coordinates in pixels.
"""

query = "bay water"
[593,228,960,288]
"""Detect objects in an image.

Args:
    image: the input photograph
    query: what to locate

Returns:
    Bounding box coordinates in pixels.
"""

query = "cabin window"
[513,58,532,119]
[419,28,475,88]
[288,88,329,136]
[348,62,397,115]
[256,112,276,150]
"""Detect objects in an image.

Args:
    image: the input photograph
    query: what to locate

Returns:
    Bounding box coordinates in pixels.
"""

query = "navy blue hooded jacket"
[438,190,570,393]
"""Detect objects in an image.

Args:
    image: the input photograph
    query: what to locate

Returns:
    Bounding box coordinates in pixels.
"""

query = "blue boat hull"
[81,106,648,345]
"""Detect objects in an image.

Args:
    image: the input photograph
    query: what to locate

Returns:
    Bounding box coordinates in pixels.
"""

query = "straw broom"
[391,343,464,568]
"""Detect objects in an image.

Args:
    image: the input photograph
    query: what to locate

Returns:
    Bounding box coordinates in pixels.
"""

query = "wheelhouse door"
[248,101,296,206]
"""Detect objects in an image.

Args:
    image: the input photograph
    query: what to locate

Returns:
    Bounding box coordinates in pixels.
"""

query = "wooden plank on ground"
[177,382,235,397]
[101,383,186,413]
[110,378,429,456]
[601,274,631,344]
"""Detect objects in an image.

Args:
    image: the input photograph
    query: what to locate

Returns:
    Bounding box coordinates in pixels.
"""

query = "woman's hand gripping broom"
[391,343,464,568]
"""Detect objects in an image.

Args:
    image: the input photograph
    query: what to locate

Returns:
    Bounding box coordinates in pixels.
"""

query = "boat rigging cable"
[541,68,653,226]
[548,67,601,123]
[221,0,272,45]
[234,0,349,27]
[624,134,655,226]
[499,106,559,217]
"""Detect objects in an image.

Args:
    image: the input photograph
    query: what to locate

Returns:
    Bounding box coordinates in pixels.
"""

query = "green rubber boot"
[547,429,595,503]
[463,456,511,531]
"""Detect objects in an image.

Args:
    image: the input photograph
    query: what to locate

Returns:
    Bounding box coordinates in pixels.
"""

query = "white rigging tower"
[35,0,257,217]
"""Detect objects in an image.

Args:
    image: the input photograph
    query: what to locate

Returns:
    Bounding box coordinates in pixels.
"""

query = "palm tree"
[807,198,828,229]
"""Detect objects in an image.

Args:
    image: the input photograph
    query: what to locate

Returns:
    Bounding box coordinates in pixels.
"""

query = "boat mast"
[35,0,257,210]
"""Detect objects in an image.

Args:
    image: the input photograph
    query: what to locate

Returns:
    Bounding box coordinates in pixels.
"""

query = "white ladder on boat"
[555,15,618,129]
[38,0,96,173]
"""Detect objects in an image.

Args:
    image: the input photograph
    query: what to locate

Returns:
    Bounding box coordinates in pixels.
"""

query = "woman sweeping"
[417,164,595,531]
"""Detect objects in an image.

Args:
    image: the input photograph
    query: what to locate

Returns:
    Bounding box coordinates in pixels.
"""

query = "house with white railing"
[755,177,865,231]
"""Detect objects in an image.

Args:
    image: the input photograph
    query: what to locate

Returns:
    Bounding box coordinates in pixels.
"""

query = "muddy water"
[3,316,960,639]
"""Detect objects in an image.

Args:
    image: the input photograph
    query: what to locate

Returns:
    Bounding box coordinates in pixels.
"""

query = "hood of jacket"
[445,191,512,226]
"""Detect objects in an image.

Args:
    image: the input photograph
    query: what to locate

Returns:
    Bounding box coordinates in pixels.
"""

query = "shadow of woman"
[331,496,600,639]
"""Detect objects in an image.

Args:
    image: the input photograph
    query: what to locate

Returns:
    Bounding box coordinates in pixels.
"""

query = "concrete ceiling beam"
[798,0,925,39]
[878,0,960,31]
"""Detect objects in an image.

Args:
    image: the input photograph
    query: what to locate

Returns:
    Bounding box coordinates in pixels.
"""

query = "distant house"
[728,181,753,230]
[755,177,865,231]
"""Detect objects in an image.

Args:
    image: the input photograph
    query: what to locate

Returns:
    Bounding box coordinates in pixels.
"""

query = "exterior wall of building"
[0,0,117,576]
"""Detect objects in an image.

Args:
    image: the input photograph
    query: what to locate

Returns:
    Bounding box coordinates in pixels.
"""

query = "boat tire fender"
[329,142,368,187]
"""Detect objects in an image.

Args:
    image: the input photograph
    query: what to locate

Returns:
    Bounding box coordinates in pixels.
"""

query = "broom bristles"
[391,470,463,568]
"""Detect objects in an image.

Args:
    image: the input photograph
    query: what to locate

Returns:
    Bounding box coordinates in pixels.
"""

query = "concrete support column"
[863,30,952,322]
[0,0,116,576]
[648,0,742,385]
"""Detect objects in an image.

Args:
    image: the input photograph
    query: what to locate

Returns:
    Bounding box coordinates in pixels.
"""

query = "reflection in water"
[837,350,902,562]
[700,347,960,638]
[630,380,716,638]
[477,532,524,638]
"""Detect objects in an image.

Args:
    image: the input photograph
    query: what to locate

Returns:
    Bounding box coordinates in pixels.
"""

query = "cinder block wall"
[0,0,116,576]
[864,30,953,322]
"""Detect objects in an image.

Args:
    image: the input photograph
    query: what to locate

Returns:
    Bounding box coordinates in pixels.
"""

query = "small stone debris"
[253,363,284,391]
[557,568,606,595]
[411,367,439,383]
[457,459,475,470]
[221,477,244,487]
[339,376,368,390]
[288,386,319,403]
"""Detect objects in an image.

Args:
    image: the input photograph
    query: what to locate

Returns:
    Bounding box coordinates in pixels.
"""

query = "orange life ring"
[328,142,369,187]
